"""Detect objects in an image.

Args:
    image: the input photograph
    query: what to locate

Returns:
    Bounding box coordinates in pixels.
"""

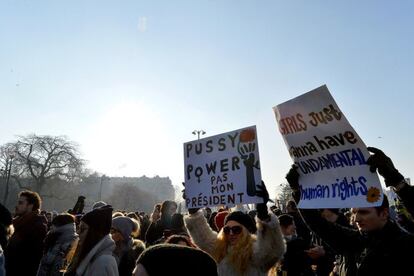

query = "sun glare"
[84,101,169,177]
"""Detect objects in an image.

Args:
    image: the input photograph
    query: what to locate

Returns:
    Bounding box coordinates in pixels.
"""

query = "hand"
[286,165,301,202]
[367,147,404,187]
[182,182,199,214]
[151,207,160,222]
[286,165,300,191]
[255,181,270,220]
[305,245,326,260]
[256,181,269,204]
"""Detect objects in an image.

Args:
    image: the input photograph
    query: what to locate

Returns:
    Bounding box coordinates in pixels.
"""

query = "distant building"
[0,175,175,212]
[105,175,175,202]
[78,175,175,208]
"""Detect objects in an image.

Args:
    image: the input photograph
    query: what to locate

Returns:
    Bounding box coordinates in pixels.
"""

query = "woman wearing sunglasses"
[185,182,285,275]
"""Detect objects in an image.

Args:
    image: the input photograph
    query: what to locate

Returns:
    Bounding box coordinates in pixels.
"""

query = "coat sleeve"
[252,213,286,271]
[184,210,218,256]
[397,184,414,219]
[145,221,161,245]
[299,209,362,255]
[89,254,119,276]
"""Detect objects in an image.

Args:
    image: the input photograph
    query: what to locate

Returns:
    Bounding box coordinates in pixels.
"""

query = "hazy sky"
[1,1,413,198]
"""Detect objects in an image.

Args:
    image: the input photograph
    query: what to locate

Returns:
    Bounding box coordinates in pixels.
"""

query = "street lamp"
[99,174,111,201]
[192,130,206,140]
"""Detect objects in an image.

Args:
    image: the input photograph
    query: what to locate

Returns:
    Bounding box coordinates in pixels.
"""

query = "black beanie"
[224,211,257,234]
[81,205,113,235]
[137,244,217,276]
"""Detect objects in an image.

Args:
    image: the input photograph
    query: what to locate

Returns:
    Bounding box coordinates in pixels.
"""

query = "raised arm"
[252,213,285,271]
[367,147,414,217]
[184,210,218,256]
[286,165,362,255]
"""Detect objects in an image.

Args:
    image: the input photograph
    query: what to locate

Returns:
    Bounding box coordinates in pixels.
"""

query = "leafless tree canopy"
[276,182,293,209]
[1,134,85,192]
[0,143,15,178]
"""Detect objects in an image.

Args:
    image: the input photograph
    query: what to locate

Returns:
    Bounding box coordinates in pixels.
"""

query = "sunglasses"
[223,225,242,235]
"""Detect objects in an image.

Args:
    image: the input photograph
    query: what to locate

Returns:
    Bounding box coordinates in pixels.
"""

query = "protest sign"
[273,85,383,208]
[184,126,263,208]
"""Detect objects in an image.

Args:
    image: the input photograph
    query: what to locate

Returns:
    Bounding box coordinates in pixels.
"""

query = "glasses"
[223,226,242,235]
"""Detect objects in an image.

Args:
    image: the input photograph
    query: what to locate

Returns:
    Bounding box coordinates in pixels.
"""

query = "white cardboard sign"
[184,126,263,208]
[273,85,383,208]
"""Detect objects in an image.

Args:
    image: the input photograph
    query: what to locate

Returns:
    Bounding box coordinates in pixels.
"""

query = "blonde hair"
[212,225,255,274]
[130,218,140,238]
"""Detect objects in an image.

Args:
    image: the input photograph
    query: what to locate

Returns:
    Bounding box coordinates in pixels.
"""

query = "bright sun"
[84,101,169,177]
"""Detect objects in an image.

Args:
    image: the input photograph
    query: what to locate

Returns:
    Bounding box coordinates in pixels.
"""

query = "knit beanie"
[92,201,107,210]
[137,244,218,276]
[214,211,229,231]
[81,205,113,235]
[224,211,257,234]
[112,216,135,241]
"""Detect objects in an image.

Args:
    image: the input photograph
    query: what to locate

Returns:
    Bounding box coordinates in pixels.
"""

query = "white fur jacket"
[185,211,285,276]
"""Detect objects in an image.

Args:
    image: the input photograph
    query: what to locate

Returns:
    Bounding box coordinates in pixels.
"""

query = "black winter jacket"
[299,209,414,276]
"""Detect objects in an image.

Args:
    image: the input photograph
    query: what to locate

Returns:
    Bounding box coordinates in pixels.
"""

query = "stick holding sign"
[184,126,263,208]
[273,85,383,208]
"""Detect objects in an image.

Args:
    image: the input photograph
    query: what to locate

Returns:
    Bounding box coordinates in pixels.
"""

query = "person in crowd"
[126,212,139,221]
[286,200,311,246]
[309,209,349,276]
[165,234,196,247]
[46,212,53,230]
[0,244,5,276]
[133,244,218,276]
[366,147,414,218]
[126,213,142,238]
[37,213,79,276]
[154,213,189,244]
[92,200,107,210]
[112,211,125,218]
[169,213,188,236]
[5,190,47,276]
[52,211,58,220]
[270,205,282,216]
[0,203,12,250]
[247,210,258,228]
[276,214,313,276]
[208,211,218,232]
[185,182,285,275]
[214,210,229,232]
[204,207,212,221]
[137,213,150,241]
[394,198,414,232]
[111,216,145,276]
[285,147,414,276]
[145,201,177,245]
[343,210,355,228]
[64,205,118,276]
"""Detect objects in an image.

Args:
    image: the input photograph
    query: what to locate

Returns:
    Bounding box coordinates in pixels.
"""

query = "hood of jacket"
[51,223,78,243]
[76,234,115,275]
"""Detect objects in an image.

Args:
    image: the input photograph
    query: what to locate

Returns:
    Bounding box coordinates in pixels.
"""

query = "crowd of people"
[0,147,413,276]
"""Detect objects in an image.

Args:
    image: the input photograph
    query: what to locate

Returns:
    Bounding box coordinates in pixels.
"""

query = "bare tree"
[0,143,16,203]
[275,182,293,211]
[5,134,85,193]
